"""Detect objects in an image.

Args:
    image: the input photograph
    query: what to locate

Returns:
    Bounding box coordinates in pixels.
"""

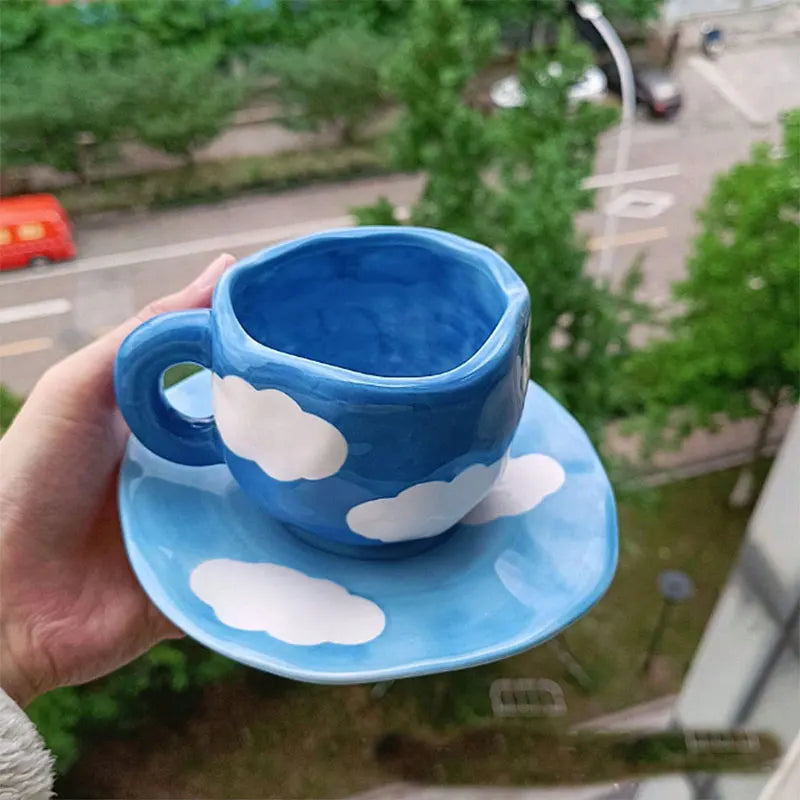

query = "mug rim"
[213,226,529,390]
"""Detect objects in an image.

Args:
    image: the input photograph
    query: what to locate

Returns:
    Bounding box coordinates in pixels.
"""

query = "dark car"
[600,61,682,119]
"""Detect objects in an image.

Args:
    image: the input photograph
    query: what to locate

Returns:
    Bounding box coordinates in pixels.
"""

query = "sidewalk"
[342,696,678,800]
[573,695,676,733]
[607,404,796,488]
[346,782,638,800]
[661,0,800,48]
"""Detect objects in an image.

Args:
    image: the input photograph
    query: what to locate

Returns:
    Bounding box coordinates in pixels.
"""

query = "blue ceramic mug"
[115,227,530,552]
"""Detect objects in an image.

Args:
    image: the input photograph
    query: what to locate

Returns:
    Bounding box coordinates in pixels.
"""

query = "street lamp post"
[574,2,636,281]
[641,569,695,675]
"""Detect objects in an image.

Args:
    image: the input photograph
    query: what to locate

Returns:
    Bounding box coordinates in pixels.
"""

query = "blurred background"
[0,0,798,798]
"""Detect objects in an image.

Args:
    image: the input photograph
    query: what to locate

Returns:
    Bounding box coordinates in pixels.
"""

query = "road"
[1,40,799,395]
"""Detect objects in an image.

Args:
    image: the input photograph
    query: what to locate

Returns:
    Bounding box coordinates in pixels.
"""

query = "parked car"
[491,64,607,109]
[600,61,682,119]
[0,194,76,271]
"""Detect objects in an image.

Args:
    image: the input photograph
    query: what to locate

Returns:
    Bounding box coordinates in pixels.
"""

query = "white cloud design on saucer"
[346,457,506,543]
[190,559,385,646]
[462,453,565,525]
[212,375,347,481]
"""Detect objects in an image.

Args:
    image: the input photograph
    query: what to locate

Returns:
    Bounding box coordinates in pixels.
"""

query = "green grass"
[59,462,767,799]
[378,726,779,785]
[0,385,23,436]
[58,143,391,218]
[162,362,203,388]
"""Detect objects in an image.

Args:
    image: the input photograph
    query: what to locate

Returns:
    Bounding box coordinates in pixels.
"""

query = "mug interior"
[230,236,509,378]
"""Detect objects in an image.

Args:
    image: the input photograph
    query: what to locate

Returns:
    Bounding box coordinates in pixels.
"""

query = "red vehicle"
[0,194,76,271]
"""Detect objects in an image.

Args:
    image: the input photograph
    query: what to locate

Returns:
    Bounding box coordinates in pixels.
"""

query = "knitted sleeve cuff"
[0,688,54,800]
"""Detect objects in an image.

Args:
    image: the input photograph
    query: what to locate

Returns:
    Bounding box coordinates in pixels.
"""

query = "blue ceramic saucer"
[119,370,617,684]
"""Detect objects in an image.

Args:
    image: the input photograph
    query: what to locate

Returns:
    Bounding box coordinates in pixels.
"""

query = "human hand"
[0,253,236,707]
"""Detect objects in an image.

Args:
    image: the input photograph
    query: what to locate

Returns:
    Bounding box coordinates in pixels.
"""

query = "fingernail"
[192,253,236,289]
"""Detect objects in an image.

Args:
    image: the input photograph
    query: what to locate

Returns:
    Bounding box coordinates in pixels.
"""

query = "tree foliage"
[27,642,237,773]
[381,0,497,238]
[0,45,242,174]
[0,0,273,174]
[631,110,800,458]
[0,0,48,54]
[126,45,245,162]
[355,0,649,444]
[0,0,289,61]
[0,52,128,176]
[0,0,661,177]
[0,386,23,436]
[487,30,644,442]
[263,26,392,145]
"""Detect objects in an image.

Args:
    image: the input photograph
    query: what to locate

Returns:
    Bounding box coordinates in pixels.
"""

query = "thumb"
[53,253,236,407]
[97,252,237,365]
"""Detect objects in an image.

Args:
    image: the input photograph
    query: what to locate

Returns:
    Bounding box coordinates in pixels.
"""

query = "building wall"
[674,410,799,738]
[637,411,800,799]
[664,0,785,20]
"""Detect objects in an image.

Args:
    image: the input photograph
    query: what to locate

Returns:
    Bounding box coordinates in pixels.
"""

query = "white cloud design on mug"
[212,374,347,481]
[190,559,385,646]
[461,453,565,525]
[346,456,506,543]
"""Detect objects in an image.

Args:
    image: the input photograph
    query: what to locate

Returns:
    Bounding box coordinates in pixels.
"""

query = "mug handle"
[114,309,224,466]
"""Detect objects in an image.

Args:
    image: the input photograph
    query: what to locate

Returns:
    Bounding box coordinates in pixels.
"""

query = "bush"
[28,641,239,773]
[58,143,390,217]
[0,385,23,435]
[263,26,392,145]
[351,195,401,225]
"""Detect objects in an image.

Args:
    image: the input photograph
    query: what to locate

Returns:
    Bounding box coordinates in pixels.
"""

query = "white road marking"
[587,226,669,251]
[0,215,354,286]
[628,126,680,144]
[0,336,53,359]
[605,189,675,220]
[585,163,680,189]
[0,298,72,325]
[0,161,679,291]
[0,152,679,292]
[603,124,681,146]
[688,56,770,127]
[0,223,669,361]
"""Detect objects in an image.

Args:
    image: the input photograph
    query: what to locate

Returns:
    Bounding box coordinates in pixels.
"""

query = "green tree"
[115,0,293,59]
[0,1,273,176]
[377,0,497,237]
[299,0,412,37]
[7,0,149,61]
[125,45,245,164]
[0,45,243,175]
[263,26,392,145]
[488,29,647,442]
[0,53,128,178]
[631,111,800,504]
[603,0,664,22]
[0,0,283,61]
[0,0,48,55]
[355,0,648,445]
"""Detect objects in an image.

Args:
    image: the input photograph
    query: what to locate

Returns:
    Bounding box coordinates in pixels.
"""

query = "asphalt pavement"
[1,39,798,396]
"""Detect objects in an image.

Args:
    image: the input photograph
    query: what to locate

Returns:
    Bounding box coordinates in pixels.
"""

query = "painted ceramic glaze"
[114,227,530,548]
[119,372,618,683]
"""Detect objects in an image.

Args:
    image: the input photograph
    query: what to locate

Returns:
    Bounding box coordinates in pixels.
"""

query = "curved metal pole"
[575,3,636,281]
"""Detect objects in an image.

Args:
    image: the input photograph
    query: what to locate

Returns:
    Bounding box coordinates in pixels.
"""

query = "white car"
[490,64,607,109]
